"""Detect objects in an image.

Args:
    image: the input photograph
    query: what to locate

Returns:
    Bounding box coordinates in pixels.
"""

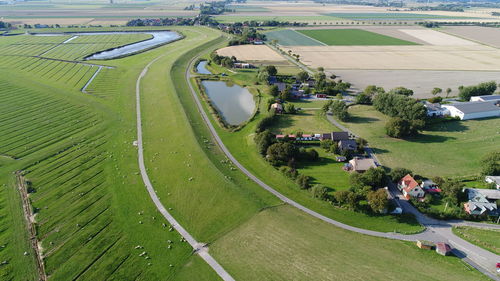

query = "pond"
[201,80,255,125]
[33,31,181,60]
[196,60,212,74]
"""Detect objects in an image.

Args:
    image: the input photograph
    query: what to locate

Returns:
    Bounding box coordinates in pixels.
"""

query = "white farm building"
[470,95,500,102]
[441,102,500,120]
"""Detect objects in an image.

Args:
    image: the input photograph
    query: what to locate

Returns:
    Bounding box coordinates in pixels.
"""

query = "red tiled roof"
[400,174,419,193]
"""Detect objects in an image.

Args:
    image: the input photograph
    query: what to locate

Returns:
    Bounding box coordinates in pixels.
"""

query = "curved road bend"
[136,52,235,281]
[185,57,500,279]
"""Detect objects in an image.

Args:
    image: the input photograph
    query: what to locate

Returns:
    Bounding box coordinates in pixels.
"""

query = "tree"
[296,174,310,189]
[297,71,309,82]
[481,151,500,176]
[254,130,275,155]
[334,190,358,210]
[431,87,442,96]
[356,137,367,148]
[388,167,413,182]
[320,139,334,151]
[364,85,385,96]
[350,167,386,190]
[385,117,424,138]
[264,65,277,76]
[317,67,325,72]
[367,189,389,213]
[284,103,297,114]
[311,184,328,200]
[330,100,349,121]
[445,87,452,98]
[269,85,279,97]
[355,92,372,104]
[266,142,297,166]
[459,81,497,101]
[321,99,333,114]
[389,87,413,96]
[441,180,464,205]
[279,86,291,101]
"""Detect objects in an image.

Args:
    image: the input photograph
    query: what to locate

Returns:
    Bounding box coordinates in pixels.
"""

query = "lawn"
[298,29,419,45]
[269,109,339,134]
[339,105,500,177]
[265,29,323,46]
[453,226,500,255]
[212,205,489,281]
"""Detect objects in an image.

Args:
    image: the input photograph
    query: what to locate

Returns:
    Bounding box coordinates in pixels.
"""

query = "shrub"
[296,174,310,189]
[311,184,328,200]
[279,166,299,179]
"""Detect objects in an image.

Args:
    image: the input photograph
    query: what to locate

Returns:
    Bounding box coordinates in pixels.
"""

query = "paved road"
[135,52,235,281]
[186,54,500,279]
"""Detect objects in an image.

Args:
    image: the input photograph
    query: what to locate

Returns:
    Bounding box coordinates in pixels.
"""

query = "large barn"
[442,102,500,120]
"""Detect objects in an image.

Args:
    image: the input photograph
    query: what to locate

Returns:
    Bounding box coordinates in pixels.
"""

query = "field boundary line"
[290,28,327,46]
[81,66,102,94]
[135,42,235,281]
[15,172,47,281]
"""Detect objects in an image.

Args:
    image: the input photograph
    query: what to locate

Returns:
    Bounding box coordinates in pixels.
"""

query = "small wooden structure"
[416,240,434,250]
[435,242,452,256]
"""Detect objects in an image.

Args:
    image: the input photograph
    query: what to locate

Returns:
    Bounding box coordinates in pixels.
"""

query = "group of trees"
[209,52,235,68]
[372,91,427,138]
[458,81,497,101]
[228,27,266,45]
[323,100,349,121]
[333,167,389,213]
[481,151,500,176]
[0,21,11,29]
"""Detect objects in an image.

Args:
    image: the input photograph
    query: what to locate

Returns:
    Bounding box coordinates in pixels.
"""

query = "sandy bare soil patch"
[399,29,477,46]
[217,45,286,62]
[443,26,500,48]
[285,45,500,71]
[328,69,500,98]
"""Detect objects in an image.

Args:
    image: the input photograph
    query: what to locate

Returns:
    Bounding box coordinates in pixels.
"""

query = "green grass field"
[0,27,219,280]
[298,29,419,45]
[338,105,500,177]
[212,205,488,281]
[453,227,500,255]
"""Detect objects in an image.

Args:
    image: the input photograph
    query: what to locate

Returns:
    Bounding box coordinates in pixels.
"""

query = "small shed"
[435,242,452,256]
[335,156,347,162]
[416,240,434,250]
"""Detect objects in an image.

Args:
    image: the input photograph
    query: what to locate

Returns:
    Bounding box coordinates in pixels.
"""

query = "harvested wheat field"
[285,45,500,71]
[399,29,478,46]
[217,45,286,62]
[443,26,500,48]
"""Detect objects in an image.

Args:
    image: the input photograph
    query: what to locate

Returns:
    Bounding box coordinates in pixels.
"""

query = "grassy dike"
[161,27,488,280]
[0,27,219,280]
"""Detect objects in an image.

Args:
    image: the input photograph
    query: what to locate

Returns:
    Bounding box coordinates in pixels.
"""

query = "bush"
[298,148,319,162]
[385,117,424,138]
[296,174,310,189]
[284,103,297,114]
[255,111,276,133]
[428,96,442,103]
[254,130,275,155]
[266,142,298,166]
[311,184,328,200]
[367,189,389,213]
[279,166,299,179]
[481,151,500,176]
[355,92,372,104]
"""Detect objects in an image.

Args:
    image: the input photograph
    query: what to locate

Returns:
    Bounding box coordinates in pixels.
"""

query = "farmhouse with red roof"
[398,174,425,199]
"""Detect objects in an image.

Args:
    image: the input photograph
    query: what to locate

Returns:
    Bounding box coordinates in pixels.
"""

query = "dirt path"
[16,172,47,281]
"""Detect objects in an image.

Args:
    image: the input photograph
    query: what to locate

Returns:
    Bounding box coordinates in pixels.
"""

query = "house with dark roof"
[332,131,350,141]
[463,188,499,216]
[442,101,500,120]
[398,174,425,199]
[338,139,357,152]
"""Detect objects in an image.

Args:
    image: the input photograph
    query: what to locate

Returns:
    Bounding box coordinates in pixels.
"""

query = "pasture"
[298,29,419,45]
[338,105,500,177]
[212,205,488,281]
[0,27,221,280]
[453,227,500,256]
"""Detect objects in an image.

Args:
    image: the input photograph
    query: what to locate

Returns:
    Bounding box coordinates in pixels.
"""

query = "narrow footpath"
[135,51,235,281]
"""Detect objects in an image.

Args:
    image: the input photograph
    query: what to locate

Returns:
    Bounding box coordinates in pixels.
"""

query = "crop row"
[84,67,119,97]
[0,56,98,90]
[0,43,59,56]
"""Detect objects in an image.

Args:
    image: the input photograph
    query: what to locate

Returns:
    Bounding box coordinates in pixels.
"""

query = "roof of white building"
[443,101,500,114]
